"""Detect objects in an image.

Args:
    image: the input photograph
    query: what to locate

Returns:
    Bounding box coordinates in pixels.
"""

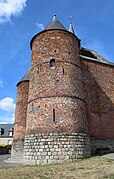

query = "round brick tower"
[24,15,91,164]
[11,71,29,160]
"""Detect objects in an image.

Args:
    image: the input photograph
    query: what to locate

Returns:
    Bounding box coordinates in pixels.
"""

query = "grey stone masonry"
[6,140,25,163]
[23,132,91,165]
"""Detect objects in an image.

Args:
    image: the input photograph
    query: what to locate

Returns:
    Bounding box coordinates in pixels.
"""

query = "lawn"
[0,156,114,179]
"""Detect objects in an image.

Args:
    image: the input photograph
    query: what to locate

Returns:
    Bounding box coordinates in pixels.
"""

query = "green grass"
[0,156,114,179]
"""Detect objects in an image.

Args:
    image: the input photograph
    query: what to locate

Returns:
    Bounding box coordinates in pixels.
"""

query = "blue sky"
[0,0,114,124]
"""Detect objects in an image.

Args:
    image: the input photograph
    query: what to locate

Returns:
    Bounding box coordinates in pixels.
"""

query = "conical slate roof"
[44,15,66,31]
[17,70,29,86]
[30,15,79,49]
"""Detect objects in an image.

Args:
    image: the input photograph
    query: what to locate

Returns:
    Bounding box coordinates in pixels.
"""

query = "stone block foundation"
[8,140,25,163]
[23,132,91,165]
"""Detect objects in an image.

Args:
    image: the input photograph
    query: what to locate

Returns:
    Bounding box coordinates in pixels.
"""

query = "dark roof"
[80,47,114,66]
[0,124,13,137]
[44,15,66,31]
[30,15,80,49]
[17,70,30,86]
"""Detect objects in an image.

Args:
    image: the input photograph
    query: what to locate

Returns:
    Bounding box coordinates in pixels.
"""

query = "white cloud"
[36,22,44,31]
[0,80,3,88]
[0,122,8,124]
[0,97,15,112]
[0,0,28,23]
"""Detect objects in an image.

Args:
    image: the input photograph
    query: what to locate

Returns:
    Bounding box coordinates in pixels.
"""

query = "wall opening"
[50,59,56,69]
[53,109,55,122]
[63,67,64,74]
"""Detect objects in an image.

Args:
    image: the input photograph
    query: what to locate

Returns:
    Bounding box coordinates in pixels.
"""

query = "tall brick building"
[11,15,114,164]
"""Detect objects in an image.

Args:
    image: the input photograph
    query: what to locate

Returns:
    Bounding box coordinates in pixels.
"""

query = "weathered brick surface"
[82,60,114,139]
[29,62,84,101]
[26,97,88,133]
[31,31,80,67]
[26,30,88,135]
[13,81,29,141]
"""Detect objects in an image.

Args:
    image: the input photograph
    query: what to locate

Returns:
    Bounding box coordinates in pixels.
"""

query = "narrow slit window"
[53,109,55,122]
[50,59,56,69]
[63,67,64,74]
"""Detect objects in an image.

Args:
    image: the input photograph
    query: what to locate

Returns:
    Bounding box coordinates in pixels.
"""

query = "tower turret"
[24,15,91,164]
[12,71,29,160]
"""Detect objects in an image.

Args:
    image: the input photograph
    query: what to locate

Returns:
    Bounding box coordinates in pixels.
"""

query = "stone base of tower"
[23,132,91,165]
[7,140,25,163]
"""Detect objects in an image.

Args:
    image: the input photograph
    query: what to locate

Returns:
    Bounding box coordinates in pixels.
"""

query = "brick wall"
[82,60,114,140]
[13,81,29,141]
[26,30,89,135]
[26,97,88,134]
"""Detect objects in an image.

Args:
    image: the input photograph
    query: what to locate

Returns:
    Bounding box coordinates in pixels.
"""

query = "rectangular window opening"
[50,59,56,69]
